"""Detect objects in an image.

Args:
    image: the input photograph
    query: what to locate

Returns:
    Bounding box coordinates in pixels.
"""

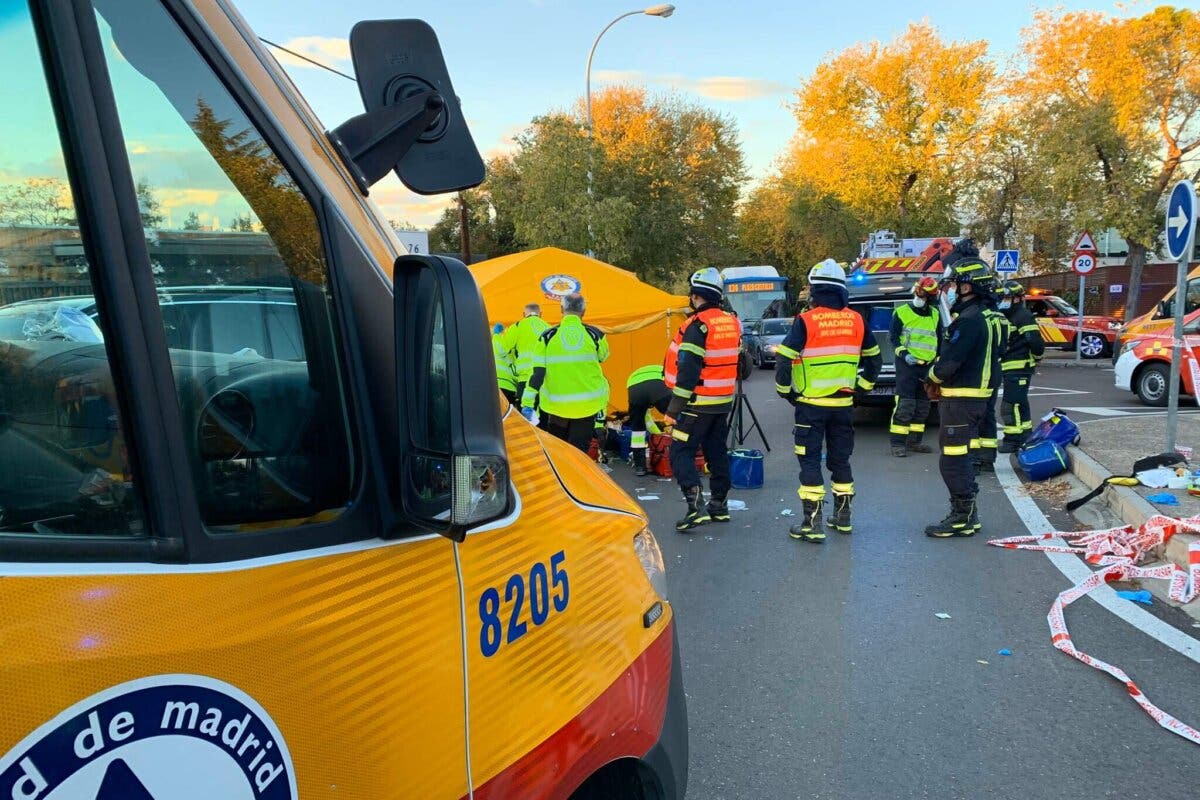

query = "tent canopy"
[471,247,690,412]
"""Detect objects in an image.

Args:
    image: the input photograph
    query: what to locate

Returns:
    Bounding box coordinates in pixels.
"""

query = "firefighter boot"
[890,445,908,458]
[907,438,933,454]
[632,448,649,476]
[675,486,710,532]
[967,496,981,533]
[789,500,825,543]
[828,494,853,534]
[924,496,976,538]
[707,494,730,523]
[998,434,1025,454]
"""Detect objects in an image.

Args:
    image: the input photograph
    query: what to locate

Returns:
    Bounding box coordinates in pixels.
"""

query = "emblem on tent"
[541,274,581,301]
[0,675,297,800]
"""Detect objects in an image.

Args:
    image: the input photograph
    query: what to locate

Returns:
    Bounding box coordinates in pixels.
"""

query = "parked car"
[1024,291,1120,359]
[743,317,793,368]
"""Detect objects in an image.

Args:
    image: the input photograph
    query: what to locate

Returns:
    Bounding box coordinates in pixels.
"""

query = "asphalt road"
[609,368,1200,800]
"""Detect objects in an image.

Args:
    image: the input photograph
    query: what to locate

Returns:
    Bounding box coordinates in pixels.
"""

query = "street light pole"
[584,4,674,258]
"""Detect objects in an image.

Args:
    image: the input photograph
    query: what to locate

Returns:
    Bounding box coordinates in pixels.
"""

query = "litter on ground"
[934,613,951,620]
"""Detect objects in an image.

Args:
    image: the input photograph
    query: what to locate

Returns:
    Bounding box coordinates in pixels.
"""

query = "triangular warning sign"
[95,759,157,800]
[997,252,1016,270]
[1073,231,1097,252]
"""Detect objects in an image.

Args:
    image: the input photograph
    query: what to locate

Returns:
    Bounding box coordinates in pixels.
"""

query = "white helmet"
[808,258,846,289]
[689,267,724,299]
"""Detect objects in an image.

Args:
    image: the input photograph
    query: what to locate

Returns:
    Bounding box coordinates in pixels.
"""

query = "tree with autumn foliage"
[1013,7,1200,321]
[471,86,747,287]
[789,22,994,236]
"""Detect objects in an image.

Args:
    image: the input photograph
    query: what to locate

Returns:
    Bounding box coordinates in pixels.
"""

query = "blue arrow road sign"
[995,250,1019,273]
[1165,180,1196,261]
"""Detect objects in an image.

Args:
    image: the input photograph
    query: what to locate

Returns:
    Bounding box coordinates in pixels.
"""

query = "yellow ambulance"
[0,1,686,798]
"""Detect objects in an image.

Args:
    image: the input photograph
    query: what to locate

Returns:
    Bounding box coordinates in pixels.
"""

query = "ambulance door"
[0,3,468,798]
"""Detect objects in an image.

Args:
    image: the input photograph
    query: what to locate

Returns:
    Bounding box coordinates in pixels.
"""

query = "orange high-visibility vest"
[789,307,864,406]
[664,307,741,405]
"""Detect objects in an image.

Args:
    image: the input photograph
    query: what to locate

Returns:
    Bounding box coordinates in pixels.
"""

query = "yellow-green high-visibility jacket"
[891,302,941,364]
[523,315,610,418]
[492,333,517,393]
[499,315,550,383]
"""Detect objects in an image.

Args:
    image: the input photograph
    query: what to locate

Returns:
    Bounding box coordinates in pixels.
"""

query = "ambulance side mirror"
[394,254,509,541]
[329,20,485,195]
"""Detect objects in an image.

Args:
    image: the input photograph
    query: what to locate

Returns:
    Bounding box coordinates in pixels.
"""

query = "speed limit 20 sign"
[1071,252,1096,276]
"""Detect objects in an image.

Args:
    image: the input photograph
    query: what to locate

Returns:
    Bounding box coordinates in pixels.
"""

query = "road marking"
[1026,386,1092,397]
[1060,406,1200,420]
[995,456,1200,664]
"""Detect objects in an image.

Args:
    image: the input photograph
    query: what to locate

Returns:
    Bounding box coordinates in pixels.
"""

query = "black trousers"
[628,379,671,450]
[793,402,855,501]
[940,399,986,498]
[974,390,1000,465]
[1001,371,1033,439]
[890,360,931,446]
[669,409,730,498]
[541,413,594,453]
[500,387,517,406]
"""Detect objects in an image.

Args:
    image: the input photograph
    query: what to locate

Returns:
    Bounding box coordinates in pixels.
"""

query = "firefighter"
[975,283,1011,474]
[492,322,518,405]
[522,293,610,452]
[889,276,943,457]
[997,280,1045,452]
[664,268,742,531]
[500,302,549,402]
[626,364,671,476]
[924,247,1004,537]
[775,259,882,542]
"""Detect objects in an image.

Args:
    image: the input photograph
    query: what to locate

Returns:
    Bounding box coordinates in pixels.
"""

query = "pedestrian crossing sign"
[996,250,1019,273]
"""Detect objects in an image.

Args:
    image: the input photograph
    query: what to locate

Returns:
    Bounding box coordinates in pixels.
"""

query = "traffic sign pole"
[1070,249,1096,364]
[1076,274,1085,364]
[1166,180,1197,454]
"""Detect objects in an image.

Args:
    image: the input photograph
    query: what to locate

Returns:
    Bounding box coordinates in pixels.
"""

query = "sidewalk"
[1062,414,1200,610]
[1038,350,1111,368]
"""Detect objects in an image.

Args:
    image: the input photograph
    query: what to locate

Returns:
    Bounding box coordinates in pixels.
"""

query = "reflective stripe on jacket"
[1001,304,1044,371]
[893,303,940,363]
[626,363,665,388]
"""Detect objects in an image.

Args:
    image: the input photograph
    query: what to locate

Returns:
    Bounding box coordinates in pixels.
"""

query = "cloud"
[271,36,351,70]
[484,123,528,160]
[594,69,787,102]
[368,186,453,227]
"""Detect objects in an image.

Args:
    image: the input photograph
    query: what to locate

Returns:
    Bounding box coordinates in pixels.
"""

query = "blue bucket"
[617,429,633,460]
[1017,440,1070,481]
[730,449,765,489]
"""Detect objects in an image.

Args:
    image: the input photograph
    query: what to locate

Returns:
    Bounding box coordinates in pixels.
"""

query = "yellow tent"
[470,247,690,412]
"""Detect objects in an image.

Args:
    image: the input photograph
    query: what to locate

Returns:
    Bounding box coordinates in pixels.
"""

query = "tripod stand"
[727,373,770,451]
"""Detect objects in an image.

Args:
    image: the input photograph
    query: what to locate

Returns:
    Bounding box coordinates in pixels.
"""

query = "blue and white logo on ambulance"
[0,675,296,800]
[540,274,581,301]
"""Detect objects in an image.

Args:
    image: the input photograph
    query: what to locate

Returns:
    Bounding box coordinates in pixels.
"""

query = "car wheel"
[1136,363,1170,407]
[1078,333,1106,359]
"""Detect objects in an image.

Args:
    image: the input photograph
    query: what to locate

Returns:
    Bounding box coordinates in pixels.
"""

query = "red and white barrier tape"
[990,514,1200,745]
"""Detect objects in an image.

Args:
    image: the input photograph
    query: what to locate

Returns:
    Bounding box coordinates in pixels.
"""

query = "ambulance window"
[90,0,355,531]
[1185,280,1200,316]
[0,3,145,537]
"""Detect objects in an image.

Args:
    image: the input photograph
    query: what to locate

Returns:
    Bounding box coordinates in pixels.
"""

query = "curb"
[1066,444,1199,569]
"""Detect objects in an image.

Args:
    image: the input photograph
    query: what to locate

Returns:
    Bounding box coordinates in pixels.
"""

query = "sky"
[237,0,1151,229]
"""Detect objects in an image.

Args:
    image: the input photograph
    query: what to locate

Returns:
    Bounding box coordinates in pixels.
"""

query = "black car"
[743,317,793,368]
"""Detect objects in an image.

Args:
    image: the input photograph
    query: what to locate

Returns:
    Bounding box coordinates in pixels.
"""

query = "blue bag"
[730,449,764,489]
[1018,440,1070,481]
[1026,409,1081,449]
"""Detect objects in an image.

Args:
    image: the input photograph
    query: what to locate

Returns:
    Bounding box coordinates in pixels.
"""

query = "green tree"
[182,211,203,230]
[738,176,863,281]
[135,179,164,228]
[230,212,255,232]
